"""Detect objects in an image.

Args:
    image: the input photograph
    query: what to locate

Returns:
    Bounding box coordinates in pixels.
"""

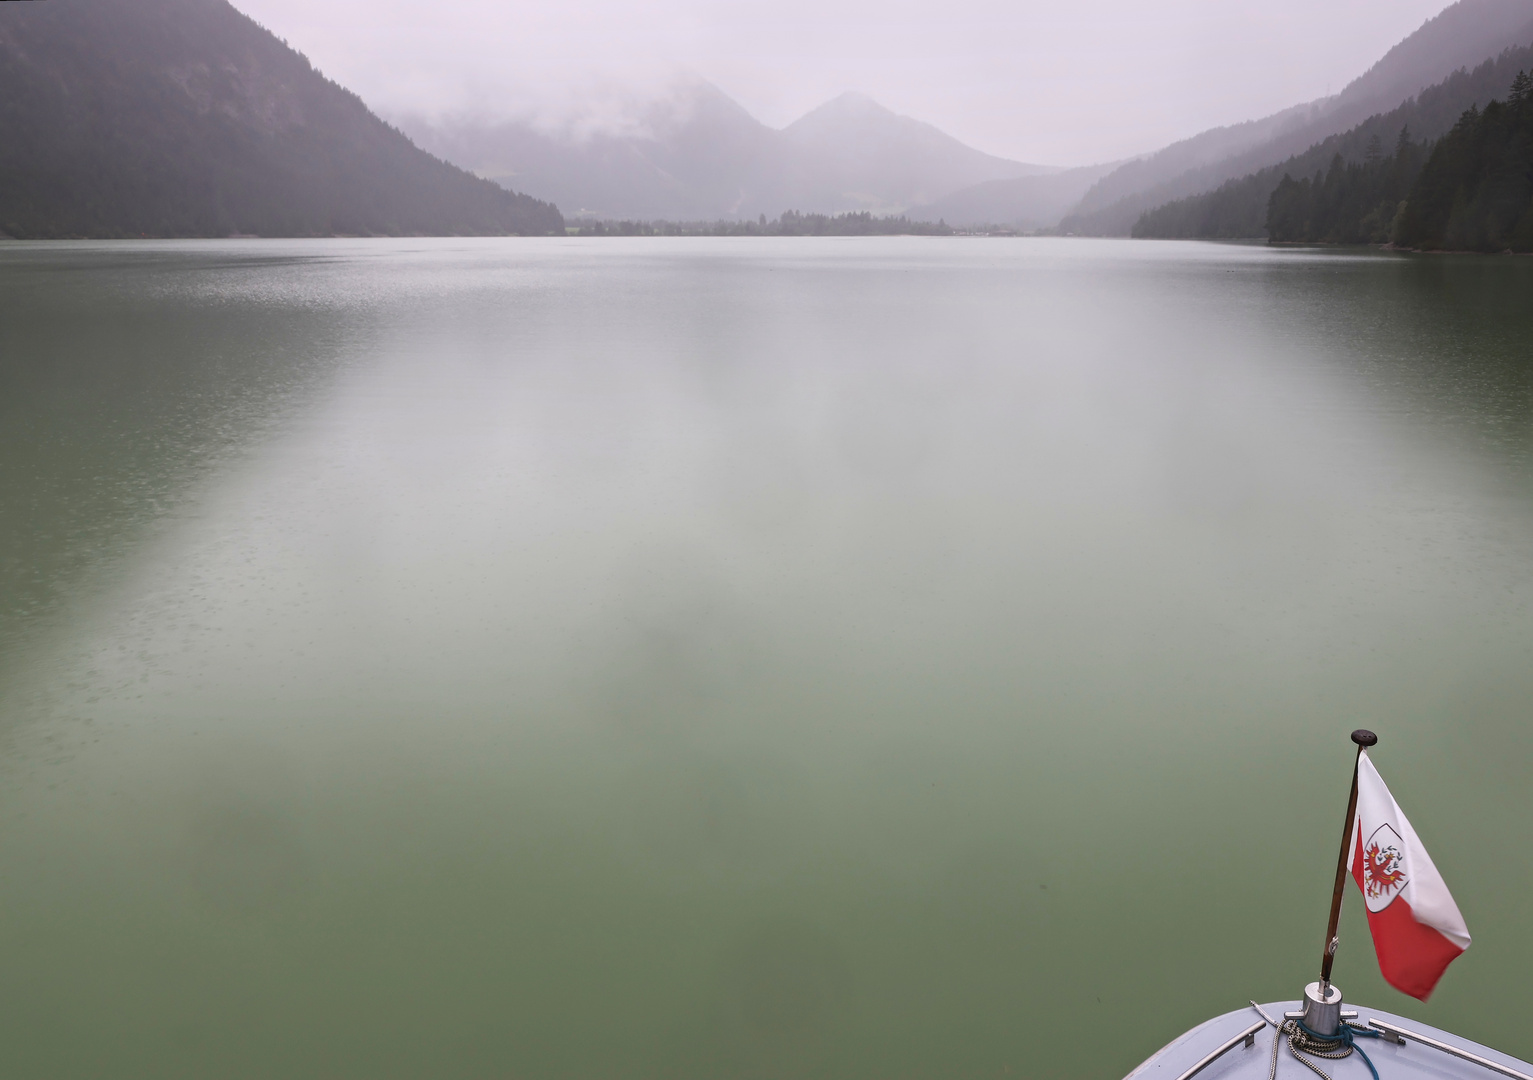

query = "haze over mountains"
[1132,40,1533,240]
[2,0,1531,238]
[1059,0,1533,234]
[400,0,1533,232]
[400,87,1058,222]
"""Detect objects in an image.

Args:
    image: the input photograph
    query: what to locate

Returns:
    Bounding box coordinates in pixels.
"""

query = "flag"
[1350,750,1471,1000]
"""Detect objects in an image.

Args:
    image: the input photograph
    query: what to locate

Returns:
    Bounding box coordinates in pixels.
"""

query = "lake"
[2,237,1530,1079]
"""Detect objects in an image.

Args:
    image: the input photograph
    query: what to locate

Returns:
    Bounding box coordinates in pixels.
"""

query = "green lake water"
[1,237,1530,1078]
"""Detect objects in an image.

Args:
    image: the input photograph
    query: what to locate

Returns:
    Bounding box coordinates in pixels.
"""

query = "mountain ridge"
[907,163,1122,230]
[1060,0,1533,235]
[0,0,563,238]
[400,82,1055,220]
[1131,42,1533,239]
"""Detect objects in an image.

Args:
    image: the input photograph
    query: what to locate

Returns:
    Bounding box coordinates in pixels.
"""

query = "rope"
[1266,1017,1382,1080]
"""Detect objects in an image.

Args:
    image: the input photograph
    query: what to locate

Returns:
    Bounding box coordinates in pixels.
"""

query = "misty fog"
[236,0,1451,165]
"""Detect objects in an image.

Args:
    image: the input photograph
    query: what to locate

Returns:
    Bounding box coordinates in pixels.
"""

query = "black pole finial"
[1351,729,1378,747]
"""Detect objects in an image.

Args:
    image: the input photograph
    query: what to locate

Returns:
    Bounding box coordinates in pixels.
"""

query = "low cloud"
[238,0,1451,164]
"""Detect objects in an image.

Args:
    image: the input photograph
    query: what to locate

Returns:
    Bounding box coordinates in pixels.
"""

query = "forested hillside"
[0,0,563,238]
[1139,69,1533,251]
[1063,0,1533,236]
[1394,74,1533,249]
[1263,136,1430,244]
[1132,45,1533,239]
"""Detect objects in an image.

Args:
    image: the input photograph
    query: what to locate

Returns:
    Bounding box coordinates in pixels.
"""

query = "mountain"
[1341,0,1533,113]
[0,0,563,238]
[1059,103,1336,234]
[404,83,780,221]
[776,92,1053,211]
[1059,0,1533,235]
[1225,67,1533,251]
[400,83,1053,221]
[1132,43,1533,239]
[906,162,1122,230]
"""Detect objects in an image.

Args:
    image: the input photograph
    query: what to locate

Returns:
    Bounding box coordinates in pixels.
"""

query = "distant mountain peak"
[640,77,769,136]
[800,91,894,117]
[404,81,1054,221]
[779,91,1053,182]
[784,92,924,138]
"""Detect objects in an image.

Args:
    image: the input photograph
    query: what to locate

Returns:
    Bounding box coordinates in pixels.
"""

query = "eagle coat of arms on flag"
[1348,752,1471,999]
[1360,823,1409,911]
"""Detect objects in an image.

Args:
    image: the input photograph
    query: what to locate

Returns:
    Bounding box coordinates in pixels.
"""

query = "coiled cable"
[1267,1016,1382,1080]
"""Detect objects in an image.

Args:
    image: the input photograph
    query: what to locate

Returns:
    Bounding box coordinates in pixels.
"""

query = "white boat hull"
[1127,1002,1532,1080]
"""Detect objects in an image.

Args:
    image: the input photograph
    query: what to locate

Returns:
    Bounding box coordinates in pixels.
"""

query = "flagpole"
[1319,728,1377,992]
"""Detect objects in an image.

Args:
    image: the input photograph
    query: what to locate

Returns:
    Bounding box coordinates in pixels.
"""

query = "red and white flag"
[1350,750,1471,1000]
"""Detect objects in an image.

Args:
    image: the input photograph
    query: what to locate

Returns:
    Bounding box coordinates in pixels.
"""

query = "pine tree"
[1365,133,1383,164]
[1510,70,1532,105]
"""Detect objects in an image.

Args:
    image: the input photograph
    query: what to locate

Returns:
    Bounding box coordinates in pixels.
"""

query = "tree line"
[1393,72,1533,250]
[568,211,954,237]
[1264,131,1428,245]
[1265,72,1533,250]
[1132,46,1533,249]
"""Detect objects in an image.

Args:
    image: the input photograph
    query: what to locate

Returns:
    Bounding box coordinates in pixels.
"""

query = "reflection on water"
[0,238,1530,1079]
[0,247,374,662]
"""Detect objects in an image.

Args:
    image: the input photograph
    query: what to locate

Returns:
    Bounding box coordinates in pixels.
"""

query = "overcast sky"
[237,0,1453,165]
